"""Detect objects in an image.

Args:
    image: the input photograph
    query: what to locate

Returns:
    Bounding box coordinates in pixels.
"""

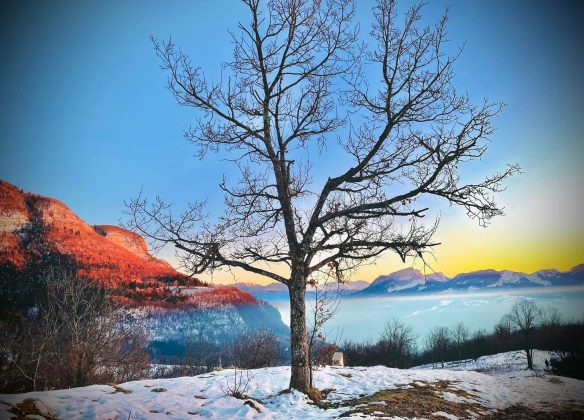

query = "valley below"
[257,286,584,346]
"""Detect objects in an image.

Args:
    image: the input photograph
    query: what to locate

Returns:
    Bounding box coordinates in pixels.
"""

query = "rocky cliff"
[0,180,185,286]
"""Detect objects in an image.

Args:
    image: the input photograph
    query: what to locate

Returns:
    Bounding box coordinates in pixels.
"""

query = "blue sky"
[1,1,583,282]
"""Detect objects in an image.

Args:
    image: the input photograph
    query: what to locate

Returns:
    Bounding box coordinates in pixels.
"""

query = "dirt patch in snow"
[317,377,584,419]
[4,398,57,420]
[319,380,485,419]
[108,384,132,394]
[483,403,584,419]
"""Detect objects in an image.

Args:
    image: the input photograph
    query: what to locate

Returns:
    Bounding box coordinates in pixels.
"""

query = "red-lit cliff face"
[0,181,31,269]
[0,180,181,286]
[92,225,167,264]
[0,180,257,307]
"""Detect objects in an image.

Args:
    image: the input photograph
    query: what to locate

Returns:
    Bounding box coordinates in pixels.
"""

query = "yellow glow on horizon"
[192,205,584,285]
[175,171,584,286]
[427,232,584,277]
[198,230,584,285]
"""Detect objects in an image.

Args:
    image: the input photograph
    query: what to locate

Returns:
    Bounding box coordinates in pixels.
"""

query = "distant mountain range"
[353,265,584,297]
[236,280,370,298]
[237,265,584,299]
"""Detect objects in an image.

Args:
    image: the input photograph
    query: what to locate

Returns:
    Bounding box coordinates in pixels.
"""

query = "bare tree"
[453,321,469,361]
[127,0,518,392]
[307,276,342,387]
[1,268,150,392]
[504,300,542,369]
[183,334,219,375]
[0,309,59,392]
[494,316,513,352]
[224,329,282,369]
[44,271,149,387]
[426,326,451,368]
[379,318,416,368]
[541,306,563,328]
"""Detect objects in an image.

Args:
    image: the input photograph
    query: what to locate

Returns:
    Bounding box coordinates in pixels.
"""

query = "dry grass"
[307,387,323,402]
[483,404,584,419]
[320,388,336,399]
[318,380,483,419]
[316,380,584,419]
[108,384,132,394]
[5,398,58,420]
[243,400,261,413]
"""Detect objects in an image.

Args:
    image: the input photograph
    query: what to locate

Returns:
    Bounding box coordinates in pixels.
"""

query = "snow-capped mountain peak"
[355,264,584,296]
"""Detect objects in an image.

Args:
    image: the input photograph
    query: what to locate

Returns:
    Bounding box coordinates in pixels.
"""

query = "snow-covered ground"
[1,351,583,419]
[412,349,556,374]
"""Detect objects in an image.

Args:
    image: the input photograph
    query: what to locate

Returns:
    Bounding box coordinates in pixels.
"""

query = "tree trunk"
[526,348,533,370]
[308,334,314,387]
[288,282,310,393]
[309,353,313,388]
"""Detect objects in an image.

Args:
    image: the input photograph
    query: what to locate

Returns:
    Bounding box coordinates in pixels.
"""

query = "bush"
[223,329,283,369]
[0,268,150,393]
[342,321,416,368]
[551,354,584,380]
[379,318,416,368]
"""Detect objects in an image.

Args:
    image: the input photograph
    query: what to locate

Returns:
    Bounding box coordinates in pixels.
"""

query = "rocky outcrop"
[0,181,30,268]
[92,224,172,269]
[93,225,151,260]
[0,180,183,286]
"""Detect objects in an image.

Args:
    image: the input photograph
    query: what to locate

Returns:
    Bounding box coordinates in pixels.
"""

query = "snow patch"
[433,411,459,419]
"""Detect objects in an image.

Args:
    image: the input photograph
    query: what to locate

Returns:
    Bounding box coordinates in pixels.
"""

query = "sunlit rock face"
[0,181,30,268]
[93,224,154,261]
[0,180,270,308]
[0,180,183,286]
[0,181,29,232]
